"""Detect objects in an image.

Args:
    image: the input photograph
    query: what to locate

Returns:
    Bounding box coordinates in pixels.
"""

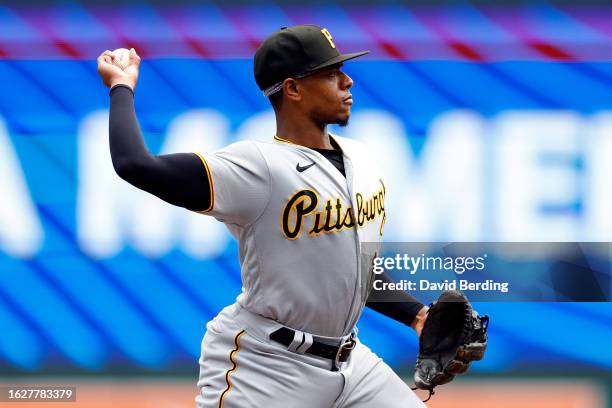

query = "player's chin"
[335,111,351,127]
[337,117,350,127]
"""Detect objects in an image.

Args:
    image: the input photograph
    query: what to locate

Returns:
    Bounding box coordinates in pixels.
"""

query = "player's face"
[298,64,354,127]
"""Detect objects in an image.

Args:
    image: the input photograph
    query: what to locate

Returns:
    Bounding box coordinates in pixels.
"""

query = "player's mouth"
[343,95,353,105]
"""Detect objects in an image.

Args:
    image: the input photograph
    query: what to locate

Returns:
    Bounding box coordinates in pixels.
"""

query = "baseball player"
[97,25,430,407]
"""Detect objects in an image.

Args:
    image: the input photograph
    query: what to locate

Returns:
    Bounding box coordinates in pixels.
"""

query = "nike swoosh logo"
[296,161,316,172]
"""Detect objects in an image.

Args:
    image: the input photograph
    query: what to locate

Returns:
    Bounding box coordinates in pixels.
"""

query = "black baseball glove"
[412,290,489,402]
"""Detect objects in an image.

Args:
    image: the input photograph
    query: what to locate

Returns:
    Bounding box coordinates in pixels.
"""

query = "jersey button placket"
[341,154,362,333]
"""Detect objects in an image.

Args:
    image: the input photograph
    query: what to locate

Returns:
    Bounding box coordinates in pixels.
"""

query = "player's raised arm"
[96,49,212,211]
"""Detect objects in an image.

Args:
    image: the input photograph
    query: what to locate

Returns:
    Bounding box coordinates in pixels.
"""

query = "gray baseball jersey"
[197,134,386,337]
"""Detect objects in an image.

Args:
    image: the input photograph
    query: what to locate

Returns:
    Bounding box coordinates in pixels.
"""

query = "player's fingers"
[129,48,141,64]
[97,55,116,71]
[97,50,115,63]
[96,54,109,65]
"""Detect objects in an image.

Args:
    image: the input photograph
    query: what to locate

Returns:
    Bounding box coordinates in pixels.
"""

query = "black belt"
[270,327,356,370]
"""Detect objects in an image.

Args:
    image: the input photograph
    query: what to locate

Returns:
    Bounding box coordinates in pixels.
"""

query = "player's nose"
[340,71,353,90]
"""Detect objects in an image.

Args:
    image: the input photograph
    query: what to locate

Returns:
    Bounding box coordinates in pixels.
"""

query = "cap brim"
[308,50,369,73]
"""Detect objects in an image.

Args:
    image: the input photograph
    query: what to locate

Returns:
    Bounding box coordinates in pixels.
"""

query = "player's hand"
[411,305,429,337]
[97,48,140,90]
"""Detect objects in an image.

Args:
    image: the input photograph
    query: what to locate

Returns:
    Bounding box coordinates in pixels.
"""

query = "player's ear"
[283,78,301,102]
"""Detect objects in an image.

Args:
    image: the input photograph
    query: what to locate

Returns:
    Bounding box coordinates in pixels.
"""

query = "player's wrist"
[109,83,134,96]
[410,305,429,337]
[109,78,135,92]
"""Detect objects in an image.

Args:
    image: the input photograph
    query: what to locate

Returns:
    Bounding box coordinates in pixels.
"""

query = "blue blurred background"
[0,2,611,401]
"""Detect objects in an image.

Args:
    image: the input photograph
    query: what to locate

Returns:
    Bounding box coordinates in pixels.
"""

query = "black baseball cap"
[254,24,369,97]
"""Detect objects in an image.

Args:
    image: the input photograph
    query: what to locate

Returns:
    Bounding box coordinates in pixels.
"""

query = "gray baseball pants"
[195,304,426,408]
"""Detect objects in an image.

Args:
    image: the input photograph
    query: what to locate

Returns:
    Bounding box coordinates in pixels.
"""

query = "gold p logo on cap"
[320,28,336,49]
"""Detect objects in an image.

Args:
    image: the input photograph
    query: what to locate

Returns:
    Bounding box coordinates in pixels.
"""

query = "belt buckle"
[333,336,356,370]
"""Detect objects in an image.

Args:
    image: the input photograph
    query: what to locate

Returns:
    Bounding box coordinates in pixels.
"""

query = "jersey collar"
[273,134,342,150]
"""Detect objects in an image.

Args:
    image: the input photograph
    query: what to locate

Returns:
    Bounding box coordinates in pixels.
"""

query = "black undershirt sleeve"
[314,147,425,327]
[366,273,425,327]
[109,84,212,211]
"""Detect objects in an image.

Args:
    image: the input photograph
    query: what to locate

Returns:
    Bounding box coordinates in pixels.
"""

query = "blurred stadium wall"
[0,1,610,406]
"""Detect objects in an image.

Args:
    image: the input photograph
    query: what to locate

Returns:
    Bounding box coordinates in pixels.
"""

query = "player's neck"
[275,115,333,149]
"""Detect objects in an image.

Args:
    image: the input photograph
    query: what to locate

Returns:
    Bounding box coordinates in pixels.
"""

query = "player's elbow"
[112,156,150,183]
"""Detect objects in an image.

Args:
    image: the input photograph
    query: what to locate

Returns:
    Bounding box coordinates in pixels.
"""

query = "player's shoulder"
[223,138,286,149]
[241,138,305,156]
[215,139,304,165]
[205,140,269,167]
[215,139,268,156]
[221,139,259,150]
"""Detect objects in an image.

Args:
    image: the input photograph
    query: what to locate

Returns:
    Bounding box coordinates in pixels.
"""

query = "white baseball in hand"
[112,48,130,70]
